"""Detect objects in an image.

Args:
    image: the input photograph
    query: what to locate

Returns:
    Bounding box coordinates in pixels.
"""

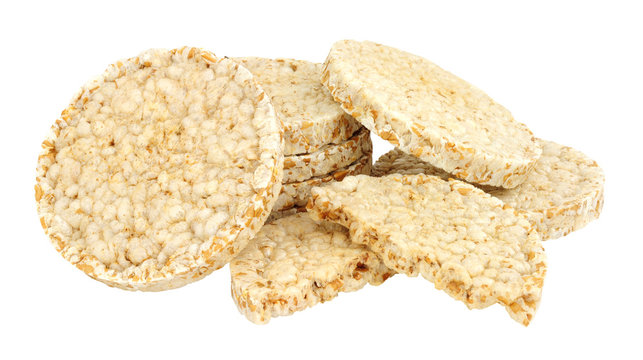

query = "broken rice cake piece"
[230,213,393,324]
[373,140,604,240]
[307,174,546,326]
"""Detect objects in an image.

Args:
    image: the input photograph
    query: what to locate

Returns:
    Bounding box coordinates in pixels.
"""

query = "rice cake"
[35,47,284,291]
[283,127,371,182]
[274,154,372,211]
[231,213,394,324]
[307,174,546,326]
[235,57,362,155]
[373,141,604,240]
[321,40,541,188]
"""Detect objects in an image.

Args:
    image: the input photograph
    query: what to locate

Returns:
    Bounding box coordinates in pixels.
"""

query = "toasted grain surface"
[283,127,371,182]
[307,174,546,325]
[373,148,452,178]
[275,154,372,211]
[266,206,307,223]
[373,141,604,240]
[35,47,284,291]
[322,40,541,188]
[235,57,362,155]
[231,213,393,324]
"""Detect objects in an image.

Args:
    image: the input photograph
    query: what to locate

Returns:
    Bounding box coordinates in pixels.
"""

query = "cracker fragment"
[307,174,546,325]
[283,127,371,183]
[274,154,372,211]
[322,40,541,188]
[373,140,604,240]
[235,57,362,155]
[35,47,284,291]
[231,213,394,324]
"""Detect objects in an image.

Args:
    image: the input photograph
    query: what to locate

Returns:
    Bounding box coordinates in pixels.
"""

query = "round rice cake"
[235,57,362,155]
[231,213,394,324]
[322,40,542,188]
[283,127,371,183]
[274,154,372,211]
[307,174,546,326]
[373,140,604,240]
[35,47,284,291]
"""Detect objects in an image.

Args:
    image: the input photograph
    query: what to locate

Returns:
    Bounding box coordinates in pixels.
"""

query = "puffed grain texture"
[35,47,284,291]
[322,40,541,188]
[235,57,362,155]
[231,213,394,324]
[274,154,372,211]
[307,174,546,326]
[283,127,371,182]
[373,141,604,240]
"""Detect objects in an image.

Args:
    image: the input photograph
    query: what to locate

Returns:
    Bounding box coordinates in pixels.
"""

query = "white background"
[1,1,641,359]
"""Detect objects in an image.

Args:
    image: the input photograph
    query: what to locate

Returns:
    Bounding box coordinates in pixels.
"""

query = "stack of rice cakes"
[35,42,605,327]
[234,41,604,325]
[235,58,372,220]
